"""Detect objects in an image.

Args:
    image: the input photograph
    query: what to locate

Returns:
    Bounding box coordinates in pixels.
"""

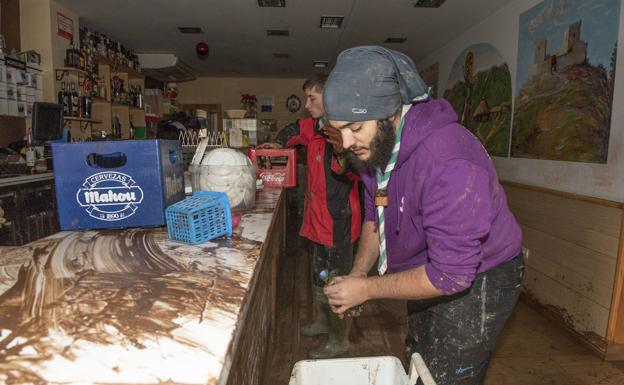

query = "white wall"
[418,0,624,202]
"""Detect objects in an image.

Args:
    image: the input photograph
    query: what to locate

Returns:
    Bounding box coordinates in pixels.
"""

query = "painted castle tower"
[530,20,588,77]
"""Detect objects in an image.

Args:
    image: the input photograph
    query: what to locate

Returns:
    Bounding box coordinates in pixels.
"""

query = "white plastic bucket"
[288,353,436,385]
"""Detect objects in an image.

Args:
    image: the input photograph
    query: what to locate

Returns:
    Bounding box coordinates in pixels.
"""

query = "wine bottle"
[70,83,79,117]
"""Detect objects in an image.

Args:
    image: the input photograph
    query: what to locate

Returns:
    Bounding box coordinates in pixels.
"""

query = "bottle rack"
[55,56,145,141]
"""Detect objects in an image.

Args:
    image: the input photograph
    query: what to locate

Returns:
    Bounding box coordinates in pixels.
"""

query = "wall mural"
[419,62,439,98]
[512,0,620,163]
[443,43,512,157]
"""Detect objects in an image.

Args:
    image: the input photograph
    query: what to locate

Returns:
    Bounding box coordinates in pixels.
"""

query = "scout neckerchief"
[375,105,410,275]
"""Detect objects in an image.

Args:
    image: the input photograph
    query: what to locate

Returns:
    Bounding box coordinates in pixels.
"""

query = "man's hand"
[257,142,281,149]
[321,125,344,154]
[324,275,370,318]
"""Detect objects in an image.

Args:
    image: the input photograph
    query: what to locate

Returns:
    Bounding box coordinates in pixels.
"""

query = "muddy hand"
[324,275,366,318]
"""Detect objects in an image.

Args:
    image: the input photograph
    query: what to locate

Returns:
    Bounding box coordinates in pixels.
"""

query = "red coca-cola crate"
[248,148,297,188]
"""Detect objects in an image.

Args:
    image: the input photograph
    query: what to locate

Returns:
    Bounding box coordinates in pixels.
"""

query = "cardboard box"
[8,99,17,116]
[0,82,7,99]
[0,98,8,115]
[52,140,185,230]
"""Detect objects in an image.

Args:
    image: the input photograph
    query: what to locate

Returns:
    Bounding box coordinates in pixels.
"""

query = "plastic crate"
[165,191,232,244]
[288,353,436,385]
[247,148,297,187]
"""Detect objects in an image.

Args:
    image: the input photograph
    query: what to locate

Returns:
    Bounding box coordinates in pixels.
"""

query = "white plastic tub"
[288,353,436,385]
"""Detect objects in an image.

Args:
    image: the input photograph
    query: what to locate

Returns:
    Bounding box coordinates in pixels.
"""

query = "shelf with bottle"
[64,116,102,123]
[97,55,143,79]
[80,27,141,73]
[55,67,90,81]
[57,81,95,121]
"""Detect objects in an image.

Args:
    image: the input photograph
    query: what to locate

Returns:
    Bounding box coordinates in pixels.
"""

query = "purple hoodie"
[360,99,522,294]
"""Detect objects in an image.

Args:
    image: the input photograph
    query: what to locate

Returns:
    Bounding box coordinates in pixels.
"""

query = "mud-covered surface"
[0,188,282,385]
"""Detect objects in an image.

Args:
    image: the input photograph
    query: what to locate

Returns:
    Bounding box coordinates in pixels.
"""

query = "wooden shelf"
[55,67,98,83]
[96,55,143,79]
[64,117,102,124]
[56,66,89,75]
[55,54,145,140]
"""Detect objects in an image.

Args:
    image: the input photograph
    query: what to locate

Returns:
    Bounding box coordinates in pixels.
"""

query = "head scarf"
[323,46,430,121]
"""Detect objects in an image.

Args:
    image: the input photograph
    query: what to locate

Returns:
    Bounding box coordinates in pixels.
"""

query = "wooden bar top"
[0,188,283,385]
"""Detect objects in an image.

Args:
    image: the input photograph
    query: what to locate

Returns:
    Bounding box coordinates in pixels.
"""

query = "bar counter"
[0,187,286,385]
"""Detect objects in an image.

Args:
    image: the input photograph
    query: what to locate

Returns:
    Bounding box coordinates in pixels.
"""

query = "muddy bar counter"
[0,187,286,385]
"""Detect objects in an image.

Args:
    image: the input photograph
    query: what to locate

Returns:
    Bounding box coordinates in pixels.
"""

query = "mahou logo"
[76,172,144,221]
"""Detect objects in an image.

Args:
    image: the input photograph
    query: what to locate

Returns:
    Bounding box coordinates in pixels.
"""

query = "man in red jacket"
[261,74,361,358]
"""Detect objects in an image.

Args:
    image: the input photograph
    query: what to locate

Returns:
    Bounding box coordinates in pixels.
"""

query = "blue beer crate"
[52,140,185,230]
[166,191,232,244]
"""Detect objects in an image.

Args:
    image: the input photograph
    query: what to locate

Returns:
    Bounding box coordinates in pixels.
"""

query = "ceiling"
[55,0,515,78]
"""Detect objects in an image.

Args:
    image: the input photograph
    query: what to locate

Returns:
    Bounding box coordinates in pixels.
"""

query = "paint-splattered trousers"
[406,252,524,385]
[311,242,353,288]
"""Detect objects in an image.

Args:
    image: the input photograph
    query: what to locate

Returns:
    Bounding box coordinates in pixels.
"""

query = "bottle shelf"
[64,117,102,123]
[55,67,99,83]
[96,55,143,79]
[56,66,89,75]
[91,97,109,104]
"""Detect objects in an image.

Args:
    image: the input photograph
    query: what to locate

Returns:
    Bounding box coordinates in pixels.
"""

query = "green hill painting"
[512,0,620,163]
[443,44,512,157]
[419,62,439,98]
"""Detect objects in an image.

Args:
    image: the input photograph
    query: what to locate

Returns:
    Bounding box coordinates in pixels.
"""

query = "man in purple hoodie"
[322,46,524,385]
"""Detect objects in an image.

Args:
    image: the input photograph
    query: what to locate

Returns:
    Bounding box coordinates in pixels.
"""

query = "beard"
[346,121,396,171]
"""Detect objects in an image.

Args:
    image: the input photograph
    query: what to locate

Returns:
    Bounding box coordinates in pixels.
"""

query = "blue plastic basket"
[165,191,232,244]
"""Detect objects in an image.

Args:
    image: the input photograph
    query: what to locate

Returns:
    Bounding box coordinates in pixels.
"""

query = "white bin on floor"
[288,353,436,385]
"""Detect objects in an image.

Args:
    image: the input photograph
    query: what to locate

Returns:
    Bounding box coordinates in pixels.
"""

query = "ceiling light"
[178,27,203,34]
[320,16,344,29]
[273,53,289,59]
[312,61,328,68]
[384,37,407,43]
[258,0,285,7]
[267,29,290,36]
[414,0,446,7]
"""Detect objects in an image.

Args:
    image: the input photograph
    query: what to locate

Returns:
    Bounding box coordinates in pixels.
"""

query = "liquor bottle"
[70,83,79,117]
[113,114,121,138]
[61,82,70,117]
[76,85,84,118]
[129,115,135,139]
[84,95,92,119]
[137,85,143,109]
[58,82,66,113]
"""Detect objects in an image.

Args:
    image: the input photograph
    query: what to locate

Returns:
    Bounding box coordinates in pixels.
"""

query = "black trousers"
[310,242,353,288]
[406,253,524,385]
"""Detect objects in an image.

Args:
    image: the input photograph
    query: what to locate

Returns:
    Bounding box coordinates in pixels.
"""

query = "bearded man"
[322,46,524,385]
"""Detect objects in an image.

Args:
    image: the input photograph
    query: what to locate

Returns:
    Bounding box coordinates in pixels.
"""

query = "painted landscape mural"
[420,62,439,98]
[443,43,512,157]
[512,0,620,163]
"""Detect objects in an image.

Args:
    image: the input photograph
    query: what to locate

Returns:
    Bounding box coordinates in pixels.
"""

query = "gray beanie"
[323,46,430,121]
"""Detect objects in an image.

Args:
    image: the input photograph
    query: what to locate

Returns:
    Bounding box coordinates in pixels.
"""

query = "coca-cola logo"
[261,172,285,183]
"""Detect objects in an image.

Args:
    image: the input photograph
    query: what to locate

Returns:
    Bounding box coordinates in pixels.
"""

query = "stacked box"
[0,55,7,115]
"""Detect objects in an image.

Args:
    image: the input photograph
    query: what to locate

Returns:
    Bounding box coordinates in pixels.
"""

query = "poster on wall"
[57,12,74,42]
[512,0,621,163]
[419,62,439,98]
[259,95,274,113]
[443,43,512,157]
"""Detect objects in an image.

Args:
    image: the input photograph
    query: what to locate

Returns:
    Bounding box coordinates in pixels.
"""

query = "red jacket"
[277,117,361,247]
